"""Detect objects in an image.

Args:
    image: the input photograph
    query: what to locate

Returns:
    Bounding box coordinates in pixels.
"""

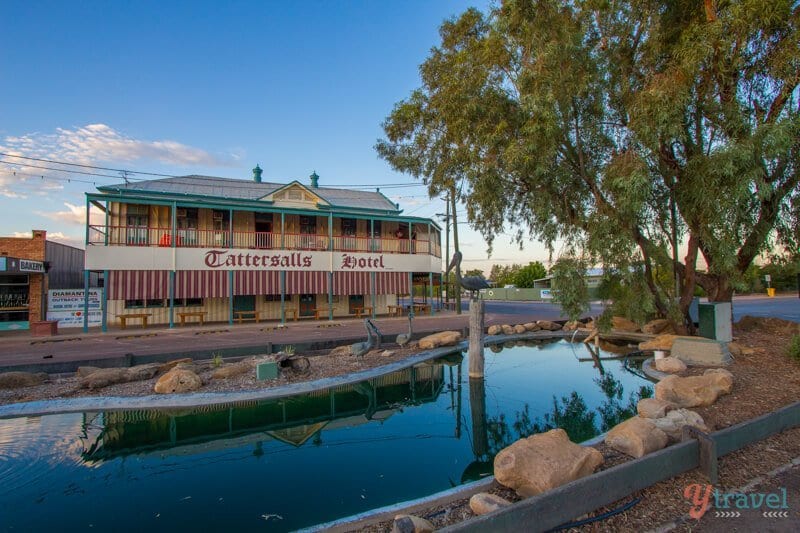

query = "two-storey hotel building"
[81,166,442,331]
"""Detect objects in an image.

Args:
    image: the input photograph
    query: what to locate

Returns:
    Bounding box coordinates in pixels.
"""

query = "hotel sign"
[86,246,442,273]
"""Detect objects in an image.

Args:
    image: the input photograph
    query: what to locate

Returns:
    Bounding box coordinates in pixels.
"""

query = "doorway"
[233,295,255,313]
[299,294,315,317]
[348,295,364,315]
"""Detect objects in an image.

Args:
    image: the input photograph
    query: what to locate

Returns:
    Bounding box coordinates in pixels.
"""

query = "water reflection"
[81,364,447,462]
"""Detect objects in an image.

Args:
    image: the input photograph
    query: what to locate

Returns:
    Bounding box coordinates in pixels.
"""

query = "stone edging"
[642,357,671,381]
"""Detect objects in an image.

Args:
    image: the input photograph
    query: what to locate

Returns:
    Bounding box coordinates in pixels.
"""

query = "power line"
[0,152,426,190]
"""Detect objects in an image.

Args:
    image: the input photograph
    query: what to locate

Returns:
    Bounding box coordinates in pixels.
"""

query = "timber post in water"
[469,299,485,378]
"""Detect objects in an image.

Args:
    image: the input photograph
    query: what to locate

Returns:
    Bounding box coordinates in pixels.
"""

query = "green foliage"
[550,257,590,321]
[284,345,296,356]
[211,353,223,368]
[513,262,547,288]
[465,268,484,277]
[377,0,800,318]
[598,266,656,325]
[788,335,800,362]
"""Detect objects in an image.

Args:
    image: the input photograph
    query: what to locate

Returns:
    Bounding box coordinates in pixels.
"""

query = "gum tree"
[377,0,799,329]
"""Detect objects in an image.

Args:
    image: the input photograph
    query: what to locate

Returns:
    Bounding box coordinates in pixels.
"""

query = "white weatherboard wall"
[86,246,441,273]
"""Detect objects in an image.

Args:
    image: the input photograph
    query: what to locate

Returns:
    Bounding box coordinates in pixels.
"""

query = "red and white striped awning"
[285,271,328,295]
[234,270,280,295]
[375,272,409,295]
[107,270,168,300]
[333,272,370,295]
[175,271,229,299]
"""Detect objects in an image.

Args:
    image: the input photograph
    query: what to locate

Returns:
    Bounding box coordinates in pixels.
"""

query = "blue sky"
[0,0,550,273]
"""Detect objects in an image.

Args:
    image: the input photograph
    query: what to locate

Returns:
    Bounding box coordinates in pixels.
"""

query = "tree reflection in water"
[485,372,652,453]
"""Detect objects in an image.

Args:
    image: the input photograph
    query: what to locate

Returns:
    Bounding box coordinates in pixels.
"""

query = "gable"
[261,182,329,209]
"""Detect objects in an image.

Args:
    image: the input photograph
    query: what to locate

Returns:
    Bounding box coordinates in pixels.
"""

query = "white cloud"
[0,124,235,197]
[36,202,103,226]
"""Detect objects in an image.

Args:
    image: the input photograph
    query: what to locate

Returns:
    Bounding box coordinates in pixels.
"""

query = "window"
[176,208,199,246]
[176,298,203,307]
[299,216,317,249]
[264,294,282,302]
[126,204,149,245]
[255,212,274,249]
[341,218,357,236]
[125,299,165,309]
[371,220,382,238]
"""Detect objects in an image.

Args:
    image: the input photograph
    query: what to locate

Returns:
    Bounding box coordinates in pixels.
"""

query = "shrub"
[788,335,800,362]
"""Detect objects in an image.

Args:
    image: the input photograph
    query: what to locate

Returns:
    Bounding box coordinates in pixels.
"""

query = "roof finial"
[310,170,319,189]
[253,164,263,183]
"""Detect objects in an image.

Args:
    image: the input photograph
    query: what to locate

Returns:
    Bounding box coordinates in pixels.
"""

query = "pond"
[0,339,652,531]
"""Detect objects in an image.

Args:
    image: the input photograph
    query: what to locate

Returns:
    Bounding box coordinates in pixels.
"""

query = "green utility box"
[698,302,732,342]
[256,361,278,381]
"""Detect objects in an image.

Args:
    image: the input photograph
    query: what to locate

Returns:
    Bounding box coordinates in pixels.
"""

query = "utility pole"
[450,186,461,315]
[444,195,451,309]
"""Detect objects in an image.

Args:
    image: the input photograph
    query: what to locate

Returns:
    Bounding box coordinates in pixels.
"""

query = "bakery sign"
[0,257,45,273]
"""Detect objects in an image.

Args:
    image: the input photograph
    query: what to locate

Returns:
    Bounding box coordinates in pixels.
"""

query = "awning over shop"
[234,270,280,296]
[285,271,328,295]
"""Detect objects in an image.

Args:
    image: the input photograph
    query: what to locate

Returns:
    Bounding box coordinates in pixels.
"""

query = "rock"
[536,320,562,331]
[654,356,687,373]
[0,371,48,389]
[642,319,675,335]
[487,325,502,335]
[523,322,540,331]
[605,417,669,458]
[329,345,352,357]
[637,398,677,419]
[154,368,202,394]
[611,316,640,332]
[638,334,695,352]
[157,358,193,374]
[704,368,734,393]
[653,409,709,441]
[125,363,161,381]
[654,371,734,408]
[417,331,462,350]
[212,360,253,380]
[562,320,582,331]
[392,514,434,533]
[80,368,128,389]
[494,428,603,497]
[585,320,595,330]
[469,492,511,515]
[501,324,515,335]
[75,366,101,378]
[671,338,732,366]
[513,325,527,334]
[727,342,743,357]
[381,350,395,357]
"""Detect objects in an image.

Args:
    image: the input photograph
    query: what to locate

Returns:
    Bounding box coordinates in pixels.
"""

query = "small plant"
[211,353,224,367]
[284,345,296,356]
[788,335,800,362]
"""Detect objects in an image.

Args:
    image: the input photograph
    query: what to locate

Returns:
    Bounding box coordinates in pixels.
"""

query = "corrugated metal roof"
[97,175,400,212]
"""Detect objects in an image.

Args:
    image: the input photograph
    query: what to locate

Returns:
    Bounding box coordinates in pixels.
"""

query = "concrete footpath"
[0,307,556,373]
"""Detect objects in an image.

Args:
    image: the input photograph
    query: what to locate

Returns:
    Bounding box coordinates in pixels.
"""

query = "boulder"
[637,398,677,419]
[652,409,709,441]
[0,371,48,389]
[417,331,462,350]
[154,368,202,394]
[75,366,101,378]
[392,514,434,533]
[642,319,675,335]
[654,371,734,408]
[211,360,253,380]
[523,322,540,332]
[469,492,511,516]
[513,325,527,334]
[125,363,161,381]
[727,342,743,357]
[157,358,193,374]
[654,356,687,373]
[671,338,732,366]
[611,316,640,332]
[562,320,582,331]
[605,417,669,458]
[487,325,502,335]
[536,320,562,331]
[329,345,352,357]
[638,334,695,352]
[79,365,159,389]
[703,368,734,392]
[501,324,515,335]
[494,428,603,497]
